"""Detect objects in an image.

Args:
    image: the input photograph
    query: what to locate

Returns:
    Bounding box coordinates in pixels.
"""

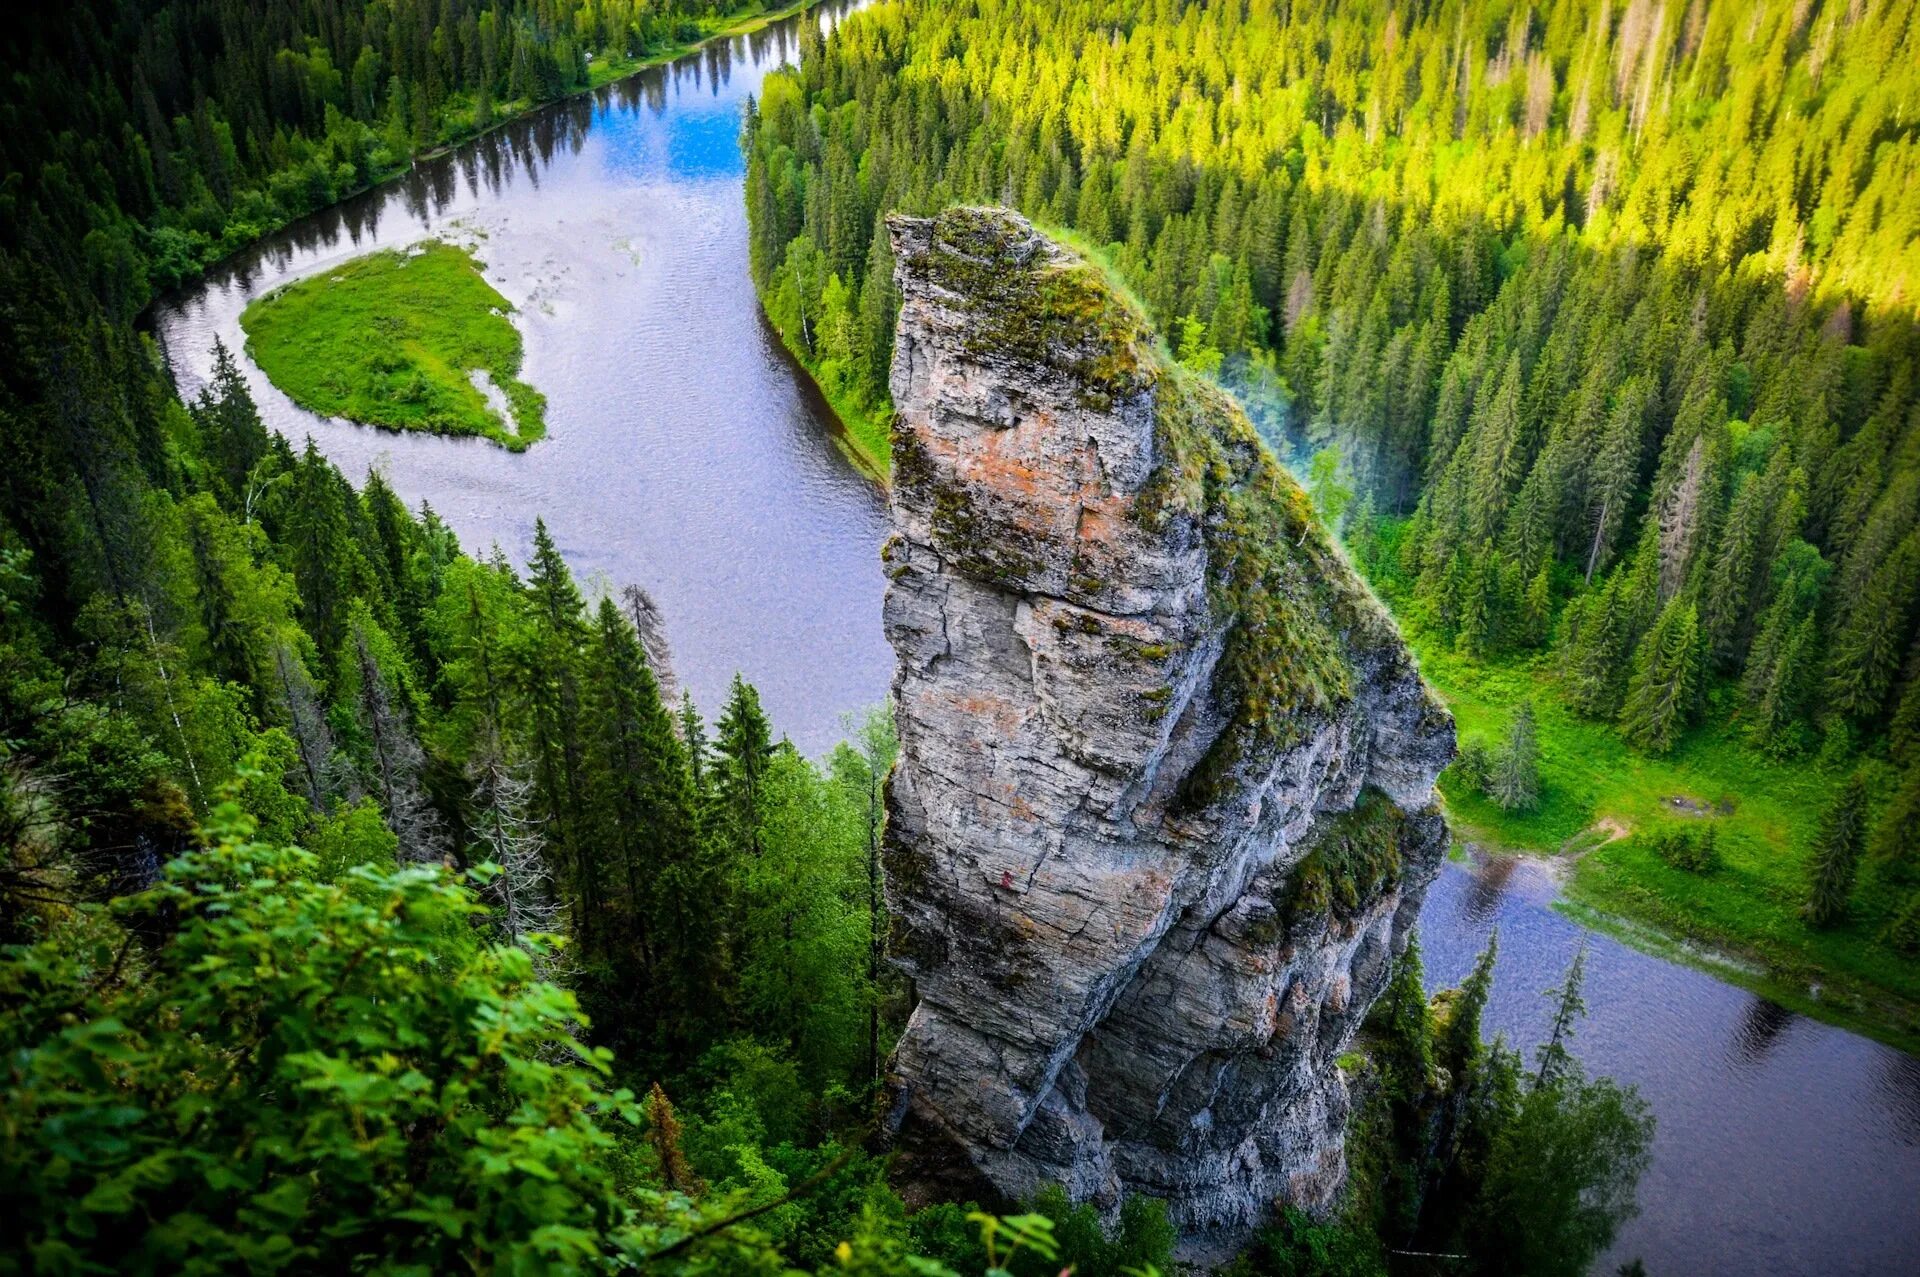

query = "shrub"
[1647,822,1719,873]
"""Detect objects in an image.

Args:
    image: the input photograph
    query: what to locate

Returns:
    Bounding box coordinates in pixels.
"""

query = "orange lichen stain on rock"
[1074,502,1125,548]
[943,689,1025,735]
[964,440,1049,499]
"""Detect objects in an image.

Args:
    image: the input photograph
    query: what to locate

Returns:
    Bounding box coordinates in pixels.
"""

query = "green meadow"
[241,240,545,450]
[1401,617,1920,1052]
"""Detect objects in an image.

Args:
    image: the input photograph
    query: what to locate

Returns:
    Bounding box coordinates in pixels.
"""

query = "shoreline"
[757,309,893,483]
[1449,811,1920,1056]
[141,0,834,326]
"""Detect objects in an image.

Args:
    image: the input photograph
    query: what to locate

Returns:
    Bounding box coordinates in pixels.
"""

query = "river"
[150,4,1920,1272]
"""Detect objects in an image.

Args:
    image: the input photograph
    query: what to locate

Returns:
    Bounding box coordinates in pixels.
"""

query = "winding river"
[151,4,1920,1272]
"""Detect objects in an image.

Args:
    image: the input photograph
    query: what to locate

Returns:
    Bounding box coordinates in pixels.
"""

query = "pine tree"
[1804,773,1869,928]
[1618,599,1701,754]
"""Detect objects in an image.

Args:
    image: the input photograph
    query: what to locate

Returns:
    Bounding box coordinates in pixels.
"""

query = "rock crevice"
[880,208,1455,1241]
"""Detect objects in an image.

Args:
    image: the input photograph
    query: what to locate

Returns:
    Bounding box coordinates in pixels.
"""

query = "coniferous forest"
[2,0,1916,1273]
[745,0,1920,1033]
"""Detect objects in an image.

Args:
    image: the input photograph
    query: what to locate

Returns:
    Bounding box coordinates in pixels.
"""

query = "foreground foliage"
[1230,939,1654,1277]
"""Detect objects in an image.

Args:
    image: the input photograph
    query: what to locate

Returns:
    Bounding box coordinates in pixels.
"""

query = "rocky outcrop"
[879,208,1456,1244]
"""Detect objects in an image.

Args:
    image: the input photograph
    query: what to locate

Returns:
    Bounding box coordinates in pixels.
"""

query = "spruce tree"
[1618,599,1701,754]
[1883,892,1920,956]
[1520,565,1553,649]
[1888,668,1920,768]
[1535,943,1589,1087]
[194,337,270,511]
[1825,532,1920,721]
[581,596,703,1050]
[1868,767,1920,888]
[1804,774,1869,928]
[1490,701,1542,812]
[515,519,594,947]
[343,605,447,866]
[1561,572,1636,718]
[715,674,775,861]
[1437,932,1499,1080]
[282,440,361,655]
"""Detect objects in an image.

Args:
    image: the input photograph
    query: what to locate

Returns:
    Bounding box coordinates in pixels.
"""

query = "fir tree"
[1490,701,1542,812]
[1869,767,1920,888]
[1618,599,1701,754]
[1804,773,1870,928]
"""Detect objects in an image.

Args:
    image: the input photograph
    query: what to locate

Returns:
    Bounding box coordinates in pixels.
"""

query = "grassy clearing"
[242,241,545,450]
[1394,609,1920,1052]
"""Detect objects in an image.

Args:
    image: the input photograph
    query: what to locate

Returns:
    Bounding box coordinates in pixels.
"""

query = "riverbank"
[760,325,893,481]
[143,1,832,321]
[1405,615,1920,1055]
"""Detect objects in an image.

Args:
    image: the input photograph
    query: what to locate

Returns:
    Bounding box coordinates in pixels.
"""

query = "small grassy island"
[240,241,546,450]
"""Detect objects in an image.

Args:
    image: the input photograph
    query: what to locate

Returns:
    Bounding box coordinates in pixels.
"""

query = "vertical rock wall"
[879,208,1455,1242]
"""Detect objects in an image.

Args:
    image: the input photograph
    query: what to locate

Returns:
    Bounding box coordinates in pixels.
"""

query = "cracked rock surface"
[879,208,1456,1245]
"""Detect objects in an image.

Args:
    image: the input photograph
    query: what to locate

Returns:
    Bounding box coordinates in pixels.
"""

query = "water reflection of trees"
[1728,994,1794,1068]
[151,0,862,342]
[1873,1048,1920,1146]
[1458,851,1518,930]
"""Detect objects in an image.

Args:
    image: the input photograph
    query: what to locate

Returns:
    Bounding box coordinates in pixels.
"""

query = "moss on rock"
[918,207,1155,409]
[1288,790,1408,925]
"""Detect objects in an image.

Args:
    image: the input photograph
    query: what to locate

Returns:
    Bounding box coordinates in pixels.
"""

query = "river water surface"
[152,5,1920,1272]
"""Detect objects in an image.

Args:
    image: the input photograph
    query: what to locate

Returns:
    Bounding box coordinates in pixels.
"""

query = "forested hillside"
[1,0,784,316]
[745,0,1920,1017]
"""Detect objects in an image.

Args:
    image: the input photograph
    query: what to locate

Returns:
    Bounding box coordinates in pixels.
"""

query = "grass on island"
[1390,598,1920,1054]
[241,241,545,450]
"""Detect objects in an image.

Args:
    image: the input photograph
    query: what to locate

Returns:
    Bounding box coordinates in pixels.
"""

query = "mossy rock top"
[891,207,1422,813]
[898,206,1156,409]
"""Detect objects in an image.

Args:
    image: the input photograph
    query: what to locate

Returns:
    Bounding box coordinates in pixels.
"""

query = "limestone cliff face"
[878,208,1456,1240]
